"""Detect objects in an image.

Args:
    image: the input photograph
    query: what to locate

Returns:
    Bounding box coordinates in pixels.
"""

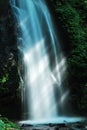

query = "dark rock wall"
[0,1,21,119]
[0,3,19,97]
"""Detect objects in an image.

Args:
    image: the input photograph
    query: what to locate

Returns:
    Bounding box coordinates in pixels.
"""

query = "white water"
[19,117,85,125]
[11,0,67,120]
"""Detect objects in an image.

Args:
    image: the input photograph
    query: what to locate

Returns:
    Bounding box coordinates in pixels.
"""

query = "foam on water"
[19,117,85,125]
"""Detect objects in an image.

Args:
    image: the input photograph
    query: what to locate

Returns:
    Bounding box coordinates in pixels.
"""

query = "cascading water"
[11,0,68,121]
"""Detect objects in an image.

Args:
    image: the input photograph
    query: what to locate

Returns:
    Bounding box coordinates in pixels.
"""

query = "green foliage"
[55,0,87,77]
[0,115,20,130]
[56,1,87,46]
[69,44,87,65]
[55,0,87,113]
[0,73,9,92]
[0,119,5,130]
[78,85,87,112]
[0,54,19,94]
[0,74,9,84]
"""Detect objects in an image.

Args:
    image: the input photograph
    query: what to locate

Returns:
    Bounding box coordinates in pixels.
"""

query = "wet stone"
[20,121,87,130]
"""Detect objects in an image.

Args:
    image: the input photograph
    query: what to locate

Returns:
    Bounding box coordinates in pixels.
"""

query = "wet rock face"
[20,122,87,130]
[0,5,19,99]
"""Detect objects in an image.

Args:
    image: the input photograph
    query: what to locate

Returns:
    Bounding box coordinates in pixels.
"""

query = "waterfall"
[11,0,68,120]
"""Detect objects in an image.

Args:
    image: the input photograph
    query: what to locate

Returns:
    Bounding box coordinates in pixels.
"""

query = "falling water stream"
[10,0,79,123]
[10,0,68,120]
